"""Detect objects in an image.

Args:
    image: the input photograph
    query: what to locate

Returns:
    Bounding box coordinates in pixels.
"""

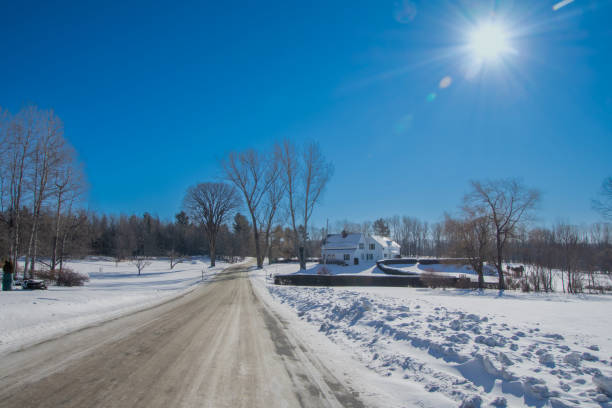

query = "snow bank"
[255,264,612,407]
[0,257,237,355]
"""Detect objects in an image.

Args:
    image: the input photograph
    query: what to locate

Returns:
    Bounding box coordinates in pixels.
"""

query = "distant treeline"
[335,215,612,276]
[0,207,324,273]
[2,104,611,294]
[1,105,331,276]
[83,211,324,264]
[334,210,611,292]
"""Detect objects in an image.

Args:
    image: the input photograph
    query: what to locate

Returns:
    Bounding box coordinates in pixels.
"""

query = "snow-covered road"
[0,262,369,408]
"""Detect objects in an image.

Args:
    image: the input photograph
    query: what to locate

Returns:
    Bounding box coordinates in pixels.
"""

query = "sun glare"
[469,22,512,61]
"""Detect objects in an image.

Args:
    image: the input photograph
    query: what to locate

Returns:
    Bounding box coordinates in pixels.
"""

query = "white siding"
[322,233,400,264]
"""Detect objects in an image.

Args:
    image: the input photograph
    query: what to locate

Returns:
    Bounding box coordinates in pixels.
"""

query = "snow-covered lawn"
[252,263,612,407]
[0,257,238,356]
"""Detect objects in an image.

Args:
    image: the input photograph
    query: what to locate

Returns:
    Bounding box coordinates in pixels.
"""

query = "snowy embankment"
[0,257,238,356]
[253,263,612,407]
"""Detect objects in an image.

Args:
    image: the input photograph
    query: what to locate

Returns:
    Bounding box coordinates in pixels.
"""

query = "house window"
[369,243,375,250]
[361,253,364,260]
[359,243,364,249]
[366,254,373,260]
[344,254,350,261]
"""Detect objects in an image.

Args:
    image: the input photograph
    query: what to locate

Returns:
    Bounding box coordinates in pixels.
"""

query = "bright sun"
[469,22,512,61]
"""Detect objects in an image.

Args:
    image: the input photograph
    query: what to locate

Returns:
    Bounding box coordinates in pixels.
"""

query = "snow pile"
[0,257,235,355]
[265,280,612,407]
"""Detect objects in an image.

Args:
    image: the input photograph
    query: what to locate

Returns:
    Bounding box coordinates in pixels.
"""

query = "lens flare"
[393,0,417,24]
[439,76,452,89]
[394,114,414,134]
[553,0,574,11]
[469,22,512,61]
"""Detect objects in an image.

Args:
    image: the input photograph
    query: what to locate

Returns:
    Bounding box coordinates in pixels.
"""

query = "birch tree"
[0,106,85,276]
[1,107,37,275]
[24,110,67,276]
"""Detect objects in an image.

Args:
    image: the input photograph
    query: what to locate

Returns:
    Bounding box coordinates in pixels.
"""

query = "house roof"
[321,248,356,255]
[322,233,362,250]
[370,235,401,249]
[322,233,401,251]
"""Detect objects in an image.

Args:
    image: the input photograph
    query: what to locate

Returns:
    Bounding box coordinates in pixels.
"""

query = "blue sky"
[1,0,611,227]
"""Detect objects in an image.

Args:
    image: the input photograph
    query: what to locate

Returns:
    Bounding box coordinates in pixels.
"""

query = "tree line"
[2,104,610,293]
[0,106,85,277]
[0,107,334,276]
[334,178,612,292]
[184,140,333,269]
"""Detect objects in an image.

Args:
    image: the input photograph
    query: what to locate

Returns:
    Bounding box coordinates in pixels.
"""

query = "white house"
[321,233,401,265]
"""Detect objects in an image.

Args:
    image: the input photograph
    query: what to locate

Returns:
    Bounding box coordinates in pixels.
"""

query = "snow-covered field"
[0,257,237,356]
[252,263,612,407]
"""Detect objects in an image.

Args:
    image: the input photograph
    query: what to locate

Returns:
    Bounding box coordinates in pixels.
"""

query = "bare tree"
[278,140,333,270]
[593,177,612,221]
[0,107,10,255]
[388,215,401,243]
[446,214,492,289]
[222,148,280,268]
[432,222,444,257]
[528,228,555,292]
[464,179,540,290]
[49,149,86,271]
[24,109,68,276]
[361,220,372,236]
[183,182,240,267]
[258,157,285,265]
[57,209,88,272]
[554,222,583,294]
[168,244,184,270]
[166,216,186,269]
[131,256,151,276]
[0,107,36,275]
